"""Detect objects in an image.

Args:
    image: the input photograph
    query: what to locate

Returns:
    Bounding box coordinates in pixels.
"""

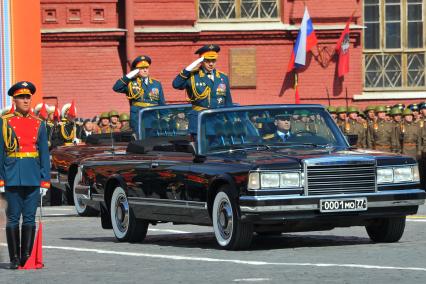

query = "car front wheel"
[110,186,148,242]
[212,186,253,250]
[365,216,406,243]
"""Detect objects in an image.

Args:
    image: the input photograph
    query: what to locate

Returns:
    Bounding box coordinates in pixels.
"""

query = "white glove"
[126,69,140,79]
[185,56,204,72]
[40,187,48,197]
[0,186,4,193]
[73,138,81,145]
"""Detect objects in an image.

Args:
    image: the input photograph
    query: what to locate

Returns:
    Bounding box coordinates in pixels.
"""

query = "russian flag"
[287,7,318,72]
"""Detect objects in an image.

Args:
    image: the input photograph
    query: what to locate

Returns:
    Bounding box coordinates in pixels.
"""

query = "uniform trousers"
[4,186,39,227]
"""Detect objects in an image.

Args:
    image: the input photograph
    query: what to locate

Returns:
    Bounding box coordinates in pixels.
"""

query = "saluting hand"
[126,69,140,79]
[185,56,204,72]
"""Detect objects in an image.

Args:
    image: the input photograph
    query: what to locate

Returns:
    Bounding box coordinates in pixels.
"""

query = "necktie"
[283,132,289,141]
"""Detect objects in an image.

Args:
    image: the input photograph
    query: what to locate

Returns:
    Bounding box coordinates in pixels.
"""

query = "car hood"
[208,147,416,170]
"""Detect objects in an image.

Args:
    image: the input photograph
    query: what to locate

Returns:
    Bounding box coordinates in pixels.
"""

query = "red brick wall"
[41,0,382,118]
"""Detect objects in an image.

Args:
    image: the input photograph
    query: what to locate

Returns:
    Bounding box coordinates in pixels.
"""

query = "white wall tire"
[110,186,148,242]
[212,186,253,250]
[73,169,98,217]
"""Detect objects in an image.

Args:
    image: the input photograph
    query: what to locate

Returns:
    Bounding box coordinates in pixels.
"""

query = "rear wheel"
[73,170,98,217]
[110,186,148,242]
[366,216,406,243]
[212,185,253,250]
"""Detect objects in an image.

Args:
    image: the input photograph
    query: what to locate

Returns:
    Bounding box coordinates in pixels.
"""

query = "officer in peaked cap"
[1,81,50,269]
[172,44,233,135]
[113,55,165,135]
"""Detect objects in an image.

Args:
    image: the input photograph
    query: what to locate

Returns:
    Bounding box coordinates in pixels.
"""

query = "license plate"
[320,198,368,213]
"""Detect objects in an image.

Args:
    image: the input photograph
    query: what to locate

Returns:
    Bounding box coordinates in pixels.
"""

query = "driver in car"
[264,114,292,142]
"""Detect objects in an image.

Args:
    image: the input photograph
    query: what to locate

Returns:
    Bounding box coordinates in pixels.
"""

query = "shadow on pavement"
[61,232,372,251]
[0,263,10,270]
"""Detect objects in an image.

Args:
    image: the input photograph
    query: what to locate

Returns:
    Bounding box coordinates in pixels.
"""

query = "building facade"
[40,0,425,118]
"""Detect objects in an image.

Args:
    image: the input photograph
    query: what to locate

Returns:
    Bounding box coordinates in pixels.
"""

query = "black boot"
[20,224,36,267]
[5,226,20,269]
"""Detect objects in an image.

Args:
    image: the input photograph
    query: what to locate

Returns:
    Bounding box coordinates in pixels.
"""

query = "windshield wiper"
[267,142,334,148]
[210,144,270,154]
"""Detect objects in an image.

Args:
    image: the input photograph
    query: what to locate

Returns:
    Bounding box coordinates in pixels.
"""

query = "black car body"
[75,105,425,249]
[50,104,191,215]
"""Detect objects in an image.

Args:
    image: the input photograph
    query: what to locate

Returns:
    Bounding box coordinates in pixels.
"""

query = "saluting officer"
[0,81,50,269]
[113,55,165,133]
[342,106,366,148]
[396,109,422,158]
[172,44,233,135]
[367,105,398,152]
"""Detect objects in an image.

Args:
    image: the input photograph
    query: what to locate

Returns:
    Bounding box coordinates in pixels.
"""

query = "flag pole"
[326,87,331,106]
[294,72,300,104]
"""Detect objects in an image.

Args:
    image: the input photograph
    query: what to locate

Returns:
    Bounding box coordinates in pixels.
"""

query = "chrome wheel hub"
[115,194,129,233]
[217,199,233,240]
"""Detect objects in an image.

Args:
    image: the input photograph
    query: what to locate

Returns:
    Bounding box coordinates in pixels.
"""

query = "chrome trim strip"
[128,197,207,210]
[304,156,376,166]
[303,161,308,196]
[239,189,425,201]
[92,194,104,202]
[240,199,424,213]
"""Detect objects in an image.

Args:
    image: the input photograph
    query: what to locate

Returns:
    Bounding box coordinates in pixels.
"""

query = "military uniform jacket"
[51,121,81,147]
[173,68,232,110]
[367,119,398,152]
[0,112,50,188]
[397,121,421,157]
[113,76,165,107]
[342,119,367,148]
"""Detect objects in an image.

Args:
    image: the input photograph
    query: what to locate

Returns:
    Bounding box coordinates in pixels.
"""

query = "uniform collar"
[14,111,30,117]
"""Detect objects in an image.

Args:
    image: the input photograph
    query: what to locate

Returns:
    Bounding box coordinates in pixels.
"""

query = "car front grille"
[306,163,376,196]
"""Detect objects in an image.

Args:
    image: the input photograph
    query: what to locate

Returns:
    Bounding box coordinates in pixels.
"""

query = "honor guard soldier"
[52,103,81,146]
[0,81,50,269]
[113,55,165,133]
[397,109,421,158]
[172,44,233,135]
[98,112,112,134]
[367,105,399,152]
[343,106,367,148]
[408,103,421,122]
[119,113,131,132]
[365,105,376,128]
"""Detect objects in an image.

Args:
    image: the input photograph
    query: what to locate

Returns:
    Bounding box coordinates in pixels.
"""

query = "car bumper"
[239,189,425,223]
[50,170,69,191]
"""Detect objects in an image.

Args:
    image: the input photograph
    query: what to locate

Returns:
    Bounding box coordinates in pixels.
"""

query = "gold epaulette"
[217,70,228,77]
[1,113,15,120]
[263,133,274,140]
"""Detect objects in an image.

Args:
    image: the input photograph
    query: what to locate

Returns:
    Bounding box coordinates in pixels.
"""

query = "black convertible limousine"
[74,105,425,250]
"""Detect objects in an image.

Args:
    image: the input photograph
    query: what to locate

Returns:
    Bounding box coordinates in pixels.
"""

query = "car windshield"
[198,106,347,154]
[139,106,192,139]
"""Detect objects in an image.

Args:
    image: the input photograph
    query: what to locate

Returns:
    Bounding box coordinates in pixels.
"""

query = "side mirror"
[346,134,358,146]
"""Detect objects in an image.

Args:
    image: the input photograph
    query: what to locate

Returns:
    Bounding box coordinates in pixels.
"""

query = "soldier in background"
[336,106,347,130]
[327,106,337,122]
[408,104,421,123]
[365,105,376,127]
[109,110,121,132]
[396,109,421,158]
[342,106,366,148]
[120,113,131,132]
[51,103,81,147]
[98,112,112,134]
[390,107,403,125]
[367,106,398,152]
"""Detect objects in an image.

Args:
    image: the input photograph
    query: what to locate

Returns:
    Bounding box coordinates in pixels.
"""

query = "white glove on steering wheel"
[126,69,140,79]
[0,186,4,193]
[185,57,204,72]
[40,187,49,197]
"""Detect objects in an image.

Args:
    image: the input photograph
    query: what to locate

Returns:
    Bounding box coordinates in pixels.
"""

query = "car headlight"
[377,165,420,184]
[377,168,393,183]
[248,171,301,190]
